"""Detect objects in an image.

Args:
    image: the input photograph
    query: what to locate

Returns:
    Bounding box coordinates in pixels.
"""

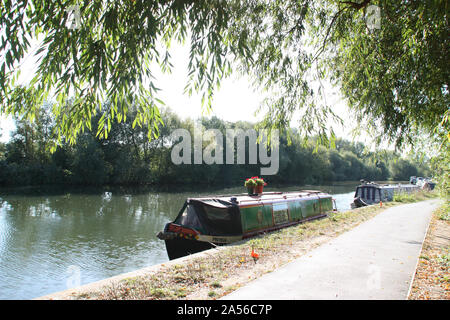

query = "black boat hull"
[352,196,369,208]
[164,238,215,260]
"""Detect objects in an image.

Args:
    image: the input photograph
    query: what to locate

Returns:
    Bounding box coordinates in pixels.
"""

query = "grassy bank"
[409,202,449,300]
[75,190,439,300]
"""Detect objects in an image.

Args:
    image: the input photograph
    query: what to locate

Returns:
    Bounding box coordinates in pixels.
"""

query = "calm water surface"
[0,183,358,299]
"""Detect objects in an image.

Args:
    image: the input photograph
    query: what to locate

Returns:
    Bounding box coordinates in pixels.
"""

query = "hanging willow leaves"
[0,0,448,152]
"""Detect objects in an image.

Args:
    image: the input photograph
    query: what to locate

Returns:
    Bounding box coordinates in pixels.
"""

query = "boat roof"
[187,190,331,208]
[357,183,418,189]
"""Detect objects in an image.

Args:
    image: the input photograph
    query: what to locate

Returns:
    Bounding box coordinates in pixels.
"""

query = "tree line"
[0,105,430,188]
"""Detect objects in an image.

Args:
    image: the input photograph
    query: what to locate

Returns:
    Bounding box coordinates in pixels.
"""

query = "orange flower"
[251,248,259,262]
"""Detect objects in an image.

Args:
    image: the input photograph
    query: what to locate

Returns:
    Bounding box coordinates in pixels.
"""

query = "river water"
[0,183,358,299]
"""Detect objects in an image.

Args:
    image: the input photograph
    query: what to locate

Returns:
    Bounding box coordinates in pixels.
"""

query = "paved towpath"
[222,199,441,300]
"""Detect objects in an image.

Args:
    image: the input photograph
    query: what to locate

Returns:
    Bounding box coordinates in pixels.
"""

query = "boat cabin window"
[273,203,289,225]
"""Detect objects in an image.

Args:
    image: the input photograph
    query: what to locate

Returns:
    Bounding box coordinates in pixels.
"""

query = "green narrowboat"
[157,190,335,260]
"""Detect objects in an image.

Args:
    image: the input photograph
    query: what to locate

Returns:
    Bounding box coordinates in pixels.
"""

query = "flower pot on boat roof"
[245,177,267,195]
[244,178,257,195]
[255,184,263,194]
[254,177,267,194]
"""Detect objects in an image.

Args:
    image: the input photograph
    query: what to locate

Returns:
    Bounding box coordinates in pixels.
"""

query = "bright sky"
[0,40,357,144]
[154,44,266,123]
[154,42,355,138]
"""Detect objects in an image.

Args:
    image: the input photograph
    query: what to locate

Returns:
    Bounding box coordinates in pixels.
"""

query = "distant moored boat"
[351,180,421,209]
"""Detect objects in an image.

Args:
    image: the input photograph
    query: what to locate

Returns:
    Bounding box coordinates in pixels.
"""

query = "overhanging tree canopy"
[0,0,448,150]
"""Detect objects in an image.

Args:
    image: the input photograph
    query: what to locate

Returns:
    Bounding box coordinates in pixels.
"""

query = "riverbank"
[38,190,439,300]
[408,202,449,299]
